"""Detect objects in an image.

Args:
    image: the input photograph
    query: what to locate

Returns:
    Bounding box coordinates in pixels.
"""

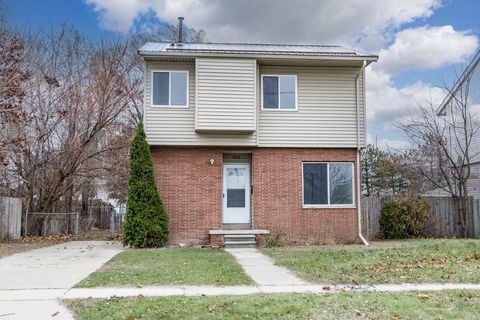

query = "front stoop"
[224,234,256,248]
[208,229,269,248]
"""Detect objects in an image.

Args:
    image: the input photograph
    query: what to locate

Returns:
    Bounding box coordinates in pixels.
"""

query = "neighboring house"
[437,50,480,202]
[138,25,378,247]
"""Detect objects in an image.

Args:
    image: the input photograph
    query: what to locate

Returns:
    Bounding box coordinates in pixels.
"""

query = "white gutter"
[356,60,369,246]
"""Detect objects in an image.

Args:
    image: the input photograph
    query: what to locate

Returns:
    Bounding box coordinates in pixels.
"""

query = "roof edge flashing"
[138,50,378,61]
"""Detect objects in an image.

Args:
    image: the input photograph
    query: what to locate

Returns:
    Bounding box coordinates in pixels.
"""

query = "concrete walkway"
[225,248,308,286]
[0,241,123,320]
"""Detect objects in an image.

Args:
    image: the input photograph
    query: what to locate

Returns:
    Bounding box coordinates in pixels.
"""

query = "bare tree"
[361,144,432,197]
[163,24,209,43]
[400,71,479,237]
[0,24,30,195]
[1,25,142,217]
[103,126,134,204]
[1,18,208,229]
[0,2,28,115]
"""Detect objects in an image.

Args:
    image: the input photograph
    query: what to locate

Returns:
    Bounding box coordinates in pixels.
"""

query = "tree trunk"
[458,182,469,238]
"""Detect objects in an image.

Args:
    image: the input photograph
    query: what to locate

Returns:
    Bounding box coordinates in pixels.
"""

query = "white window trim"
[150,70,189,108]
[261,74,298,111]
[301,162,356,209]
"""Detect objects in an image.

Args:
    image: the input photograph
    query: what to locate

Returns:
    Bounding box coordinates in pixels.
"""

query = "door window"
[226,167,246,208]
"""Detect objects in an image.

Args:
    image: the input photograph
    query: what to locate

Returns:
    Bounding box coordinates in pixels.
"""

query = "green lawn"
[66,291,480,320]
[262,239,480,284]
[76,248,253,287]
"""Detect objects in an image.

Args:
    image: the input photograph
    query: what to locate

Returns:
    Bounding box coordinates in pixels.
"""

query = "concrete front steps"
[224,234,256,248]
[209,229,269,248]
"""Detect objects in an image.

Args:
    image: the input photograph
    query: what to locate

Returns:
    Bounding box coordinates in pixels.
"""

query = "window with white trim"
[303,162,354,206]
[262,75,296,109]
[152,71,188,107]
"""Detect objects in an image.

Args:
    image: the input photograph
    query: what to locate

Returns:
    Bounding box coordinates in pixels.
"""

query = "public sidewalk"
[3,283,480,301]
[60,282,480,297]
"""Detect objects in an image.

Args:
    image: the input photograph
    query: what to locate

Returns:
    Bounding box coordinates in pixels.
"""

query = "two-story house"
[139,32,377,247]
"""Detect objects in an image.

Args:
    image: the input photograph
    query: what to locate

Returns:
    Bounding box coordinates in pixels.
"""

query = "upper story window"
[261,75,297,110]
[152,71,188,107]
[303,162,354,207]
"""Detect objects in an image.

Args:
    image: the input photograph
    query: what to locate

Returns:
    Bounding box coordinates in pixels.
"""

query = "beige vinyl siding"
[145,60,256,146]
[258,66,365,147]
[144,60,366,147]
[195,58,256,132]
[360,69,366,146]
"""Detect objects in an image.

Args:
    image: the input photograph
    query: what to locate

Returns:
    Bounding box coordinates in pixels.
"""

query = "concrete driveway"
[0,241,123,319]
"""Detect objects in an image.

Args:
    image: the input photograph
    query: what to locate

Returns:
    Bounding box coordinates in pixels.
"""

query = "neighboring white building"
[437,50,480,201]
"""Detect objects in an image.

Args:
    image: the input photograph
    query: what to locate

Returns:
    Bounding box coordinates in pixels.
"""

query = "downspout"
[356,60,369,246]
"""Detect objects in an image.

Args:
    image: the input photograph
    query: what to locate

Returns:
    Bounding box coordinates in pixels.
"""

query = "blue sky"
[389,0,479,87]
[6,0,480,150]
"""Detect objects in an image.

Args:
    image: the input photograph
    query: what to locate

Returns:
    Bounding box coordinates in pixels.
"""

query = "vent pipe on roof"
[178,17,184,43]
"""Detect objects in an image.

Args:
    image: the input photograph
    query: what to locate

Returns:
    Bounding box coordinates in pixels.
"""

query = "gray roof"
[138,42,378,60]
[437,50,480,115]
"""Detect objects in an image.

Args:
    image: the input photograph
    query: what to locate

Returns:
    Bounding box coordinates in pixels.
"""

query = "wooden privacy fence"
[0,197,22,241]
[25,212,79,237]
[362,196,480,239]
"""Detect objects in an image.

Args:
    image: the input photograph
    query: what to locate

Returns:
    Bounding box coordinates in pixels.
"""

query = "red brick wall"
[252,148,358,244]
[210,235,224,248]
[151,147,223,245]
[151,146,359,246]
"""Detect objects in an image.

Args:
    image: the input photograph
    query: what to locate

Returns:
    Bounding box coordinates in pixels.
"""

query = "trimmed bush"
[380,200,408,239]
[380,197,430,239]
[123,123,168,247]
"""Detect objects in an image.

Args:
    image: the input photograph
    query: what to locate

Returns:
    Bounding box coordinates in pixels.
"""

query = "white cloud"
[365,66,445,150]
[376,25,479,75]
[366,69,446,127]
[365,24,478,148]
[84,0,440,48]
[367,134,412,151]
[84,0,152,32]
[365,78,454,152]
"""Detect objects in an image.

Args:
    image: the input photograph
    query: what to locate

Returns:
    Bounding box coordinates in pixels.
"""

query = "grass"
[66,291,480,319]
[76,248,253,287]
[262,239,480,284]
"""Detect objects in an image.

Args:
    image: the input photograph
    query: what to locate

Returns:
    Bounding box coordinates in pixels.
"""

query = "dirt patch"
[76,228,113,241]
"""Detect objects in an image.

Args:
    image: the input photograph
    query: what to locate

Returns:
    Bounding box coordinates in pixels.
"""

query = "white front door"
[223,164,251,224]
